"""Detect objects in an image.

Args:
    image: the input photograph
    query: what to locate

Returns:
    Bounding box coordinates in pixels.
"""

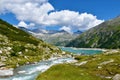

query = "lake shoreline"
[58,46,108,51]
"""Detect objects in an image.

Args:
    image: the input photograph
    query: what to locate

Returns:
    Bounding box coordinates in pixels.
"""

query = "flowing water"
[0,57,75,80]
[0,47,102,80]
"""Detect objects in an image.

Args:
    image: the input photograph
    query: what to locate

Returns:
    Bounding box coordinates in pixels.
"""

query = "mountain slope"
[0,19,63,68]
[22,28,81,46]
[34,31,78,46]
[66,16,120,49]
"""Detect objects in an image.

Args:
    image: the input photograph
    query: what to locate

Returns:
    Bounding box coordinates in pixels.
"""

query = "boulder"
[113,74,120,80]
[0,68,13,77]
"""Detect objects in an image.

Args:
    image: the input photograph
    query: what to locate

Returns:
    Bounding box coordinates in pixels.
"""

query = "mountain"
[19,27,31,32]
[66,16,120,49]
[74,30,83,34]
[0,19,64,68]
[31,30,78,46]
[19,28,82,46]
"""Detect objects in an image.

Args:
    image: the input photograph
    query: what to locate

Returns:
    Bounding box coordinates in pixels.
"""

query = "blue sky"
[49,0,120,20]
[0,0,120,32]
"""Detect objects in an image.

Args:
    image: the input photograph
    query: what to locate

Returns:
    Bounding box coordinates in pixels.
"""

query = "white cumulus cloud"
[45,11,104,30]
[18,21,35,28]
[0,0,104,32]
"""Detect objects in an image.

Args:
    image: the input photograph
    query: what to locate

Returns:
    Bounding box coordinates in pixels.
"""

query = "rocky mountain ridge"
[19,27,83,46]
[66,16,120,49]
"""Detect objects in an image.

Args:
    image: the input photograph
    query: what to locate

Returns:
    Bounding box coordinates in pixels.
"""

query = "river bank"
[37,49,120,80]
[0,47,105,77]
[1,47,116,80]
[0,56,76,80]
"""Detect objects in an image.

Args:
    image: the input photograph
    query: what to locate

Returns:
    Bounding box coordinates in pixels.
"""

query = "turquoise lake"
[60,47,103,55]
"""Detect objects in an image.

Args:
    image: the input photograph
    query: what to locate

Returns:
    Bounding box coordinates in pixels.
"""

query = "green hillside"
[66,16,120,49]
[0,19,63,68]
[37,50,120,80]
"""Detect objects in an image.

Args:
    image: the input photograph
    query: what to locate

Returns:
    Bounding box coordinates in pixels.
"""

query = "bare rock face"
[113,74,120,80]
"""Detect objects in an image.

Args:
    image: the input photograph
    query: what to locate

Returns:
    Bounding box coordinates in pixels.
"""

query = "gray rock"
[113,74,120,80]
[0,68,13,77]
[99,59,114,65]
[75,61,88,66]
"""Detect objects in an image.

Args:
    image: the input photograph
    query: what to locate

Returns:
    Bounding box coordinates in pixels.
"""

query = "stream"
[0,57,75,80]
[0,47,103,80]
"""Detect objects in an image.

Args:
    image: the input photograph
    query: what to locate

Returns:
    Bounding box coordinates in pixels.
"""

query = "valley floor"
[36,49,120,80]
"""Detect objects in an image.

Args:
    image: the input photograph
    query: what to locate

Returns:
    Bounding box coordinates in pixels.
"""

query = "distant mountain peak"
[116,15,120,18]
[74,30,83,34]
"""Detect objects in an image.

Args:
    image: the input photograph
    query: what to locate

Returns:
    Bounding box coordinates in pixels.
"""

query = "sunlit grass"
[37,51,120,80]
